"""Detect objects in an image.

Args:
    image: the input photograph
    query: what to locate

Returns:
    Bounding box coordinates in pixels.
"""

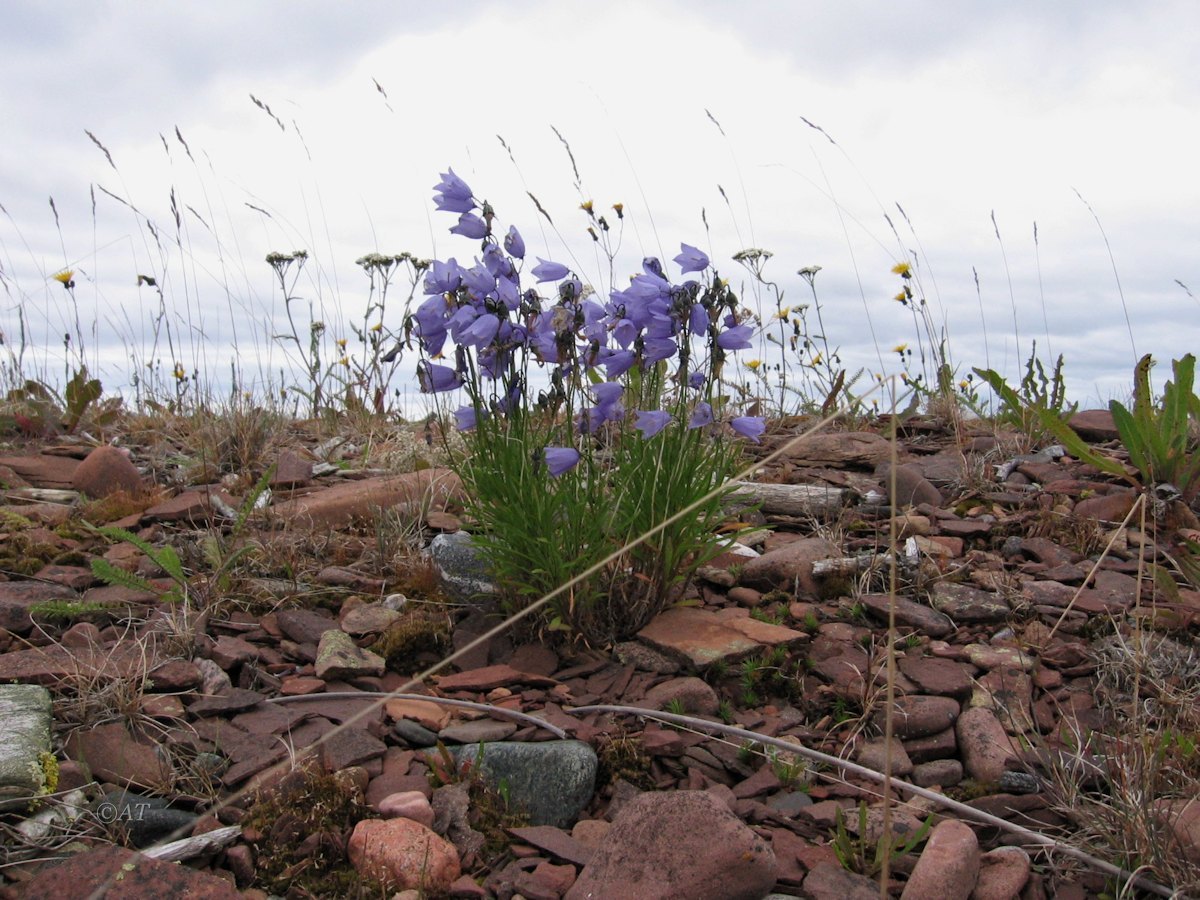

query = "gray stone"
[930,583,1010,623]
[315,629,385,679]
[0,684,52,809]
[393,719,439,748]
[439,719,518,744]
[429,531,497,600]
[442,740,596,828]
[94,789,200,847]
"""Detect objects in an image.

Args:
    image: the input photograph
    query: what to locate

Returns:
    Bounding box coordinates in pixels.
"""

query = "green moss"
[370,607,452,673]
[242,763,386,899]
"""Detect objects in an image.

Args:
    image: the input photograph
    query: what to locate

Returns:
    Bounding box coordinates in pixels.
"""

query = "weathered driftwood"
[142,824,242,861]
[727,481,845,518]
[0,684,53,810]
[4,487,79,505]
[811,553,894,577]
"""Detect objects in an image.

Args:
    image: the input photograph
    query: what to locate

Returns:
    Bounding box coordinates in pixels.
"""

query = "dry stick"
[567,705,1176,899]
[1045,493,1145,642]
[879,398,900,897]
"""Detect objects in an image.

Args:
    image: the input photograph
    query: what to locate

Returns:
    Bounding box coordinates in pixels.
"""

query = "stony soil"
[1,410,1198,899]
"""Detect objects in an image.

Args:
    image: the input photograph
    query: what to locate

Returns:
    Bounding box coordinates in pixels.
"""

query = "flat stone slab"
[637,607,805,669]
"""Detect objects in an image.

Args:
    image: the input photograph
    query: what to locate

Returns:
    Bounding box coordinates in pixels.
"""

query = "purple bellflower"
[504,225,526,259]
[417,361,461,394]
[717,324,753,351]
[543,446,581,476]
[532,258,570,282]
[634,409,672,439]
[674,243,710,274]
[450,212,489,240]
[433,168,475,213]
[689,402,714,429]
[730,416,766,442]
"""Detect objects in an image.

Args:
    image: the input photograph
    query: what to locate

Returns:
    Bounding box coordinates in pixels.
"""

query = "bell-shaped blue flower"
[504,226,526,260]
[454,405,480,431]
[543,446,581,476]
[433,168,476,214]
[688,402,714,429]
[532,258,570,282]
[418,361,461,394]
[674,243,710,274]
[634,410,672,439]
[730,416,766,442]
[450,212,489,239]
[717,324,753,351]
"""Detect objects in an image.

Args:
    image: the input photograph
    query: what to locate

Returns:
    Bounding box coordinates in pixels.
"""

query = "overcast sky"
[1,0,1197,411]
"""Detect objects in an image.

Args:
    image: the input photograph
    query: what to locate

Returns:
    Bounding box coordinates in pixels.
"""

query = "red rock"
[1073,490,1136,523]
[508,825,594,866]
[901,818,980,899]
[973,845,1032,899]
[566,790,776,900]
[71,445,144,498]
[880,463,944,508]
[0,453,79,488]
[802,861,881,899]
[64,722,172,789]
[899,656,975,697]
[876,694,961,739]
[515,860,577,898]
[1151,798,1200,865]
[738,537,840,594]
[379,790,435,828]
[269,448,312,487]
[0,580,78,633]
[434,663,558,692]
[143,487,236,524]
[956,706,1020,782]
[637,606,797,668]
[1068,409,1120,442]
[775,431,892,467]
[641,676,719,716]
[19,844,240,899]
[348,817,461,893]
[272,468,461,529]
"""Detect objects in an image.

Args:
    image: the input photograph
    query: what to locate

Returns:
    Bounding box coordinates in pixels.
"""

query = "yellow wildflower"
[744,359,762,371]
[893,292,908,304]
[370,322,383,332]
[172,363,186,382]
[893,343,909,354]
[959,380,970,391]
[891,262,912,278]
[580,200,594,215]
[52,270,74,287]
[612,202,624,218]
[773,307,792,320]
[810,352,823,367]
[339,357,350,367]
[336,338,347,349]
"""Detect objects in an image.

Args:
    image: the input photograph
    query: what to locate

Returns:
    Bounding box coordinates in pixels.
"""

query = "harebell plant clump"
[412,168,765,644]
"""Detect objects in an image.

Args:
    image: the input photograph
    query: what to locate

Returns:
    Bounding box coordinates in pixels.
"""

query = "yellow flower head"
[612,202,624,218]
[52,270,74,287]
[744,359,762,371]
[891,262,912,278]
[580,200,594,215]
[810,352,823,367]
[370,322,383,333]
[773,307,792,320]
[892,343,909,354]
[336,338,347,349]
[893,291,908,304]
[959,380,970,391]
[339,357,350,367]
[172,363,186,381]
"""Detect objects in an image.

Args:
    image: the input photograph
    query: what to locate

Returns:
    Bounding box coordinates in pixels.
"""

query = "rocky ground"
[0,410,1198,899]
